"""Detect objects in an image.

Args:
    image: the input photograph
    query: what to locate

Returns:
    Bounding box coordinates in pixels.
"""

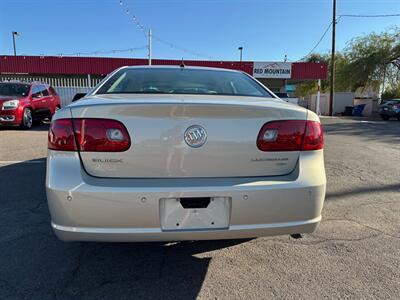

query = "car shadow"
[326,183,400,201]
[0,159,252,300]
[0,122,50,132]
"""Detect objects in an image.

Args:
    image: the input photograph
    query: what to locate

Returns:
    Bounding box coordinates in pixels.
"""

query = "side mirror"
[72,93,86,102]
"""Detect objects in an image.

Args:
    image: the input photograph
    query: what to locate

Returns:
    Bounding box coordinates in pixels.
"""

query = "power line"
[20,46,148,57]
[300,12,400,61]
[62,46,148,57]
[118,0,147,38]
[339,13,400,18]
[117,0,214,60]
[301,22,333,61]
[153,35,214,60]
[152,35,214,60]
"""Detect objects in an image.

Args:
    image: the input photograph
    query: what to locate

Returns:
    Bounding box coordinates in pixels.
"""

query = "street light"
[12,31,20,56]
[238,46,243,62]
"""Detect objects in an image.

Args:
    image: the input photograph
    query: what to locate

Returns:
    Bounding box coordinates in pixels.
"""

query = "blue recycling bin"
[353,104,366,117]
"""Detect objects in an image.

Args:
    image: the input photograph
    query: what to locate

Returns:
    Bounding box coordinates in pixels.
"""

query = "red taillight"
[48,119,77,151]
[257,120,323,152]
[73,119,130,152]
[302,121,324,151]
[48,118,131,152]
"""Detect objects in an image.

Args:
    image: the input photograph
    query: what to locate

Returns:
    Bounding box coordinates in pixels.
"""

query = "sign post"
[316,79,321,116]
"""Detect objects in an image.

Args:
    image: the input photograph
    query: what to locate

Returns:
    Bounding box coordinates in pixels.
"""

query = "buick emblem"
[184,125,207,148]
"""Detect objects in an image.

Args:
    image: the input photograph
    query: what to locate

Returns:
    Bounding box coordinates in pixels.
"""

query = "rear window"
[49,86,58,95]
[383,100,400,105]
[95,68,272,97]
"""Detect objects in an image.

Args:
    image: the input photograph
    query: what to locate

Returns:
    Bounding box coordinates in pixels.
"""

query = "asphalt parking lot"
[0,117,399,299]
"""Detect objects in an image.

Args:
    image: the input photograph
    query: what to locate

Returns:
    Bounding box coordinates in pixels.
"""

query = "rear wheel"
[21,108,33,129]
[381,115,390,121]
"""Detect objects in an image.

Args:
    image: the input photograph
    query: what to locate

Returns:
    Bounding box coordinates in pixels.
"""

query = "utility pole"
[12,31,19,56]
[284,54,288,92]
[148,29,152,65]
[238,47,243,62]
[329,0,336,116]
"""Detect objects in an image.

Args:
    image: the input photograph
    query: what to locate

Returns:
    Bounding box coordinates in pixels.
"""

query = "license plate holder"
[160,197,231,231]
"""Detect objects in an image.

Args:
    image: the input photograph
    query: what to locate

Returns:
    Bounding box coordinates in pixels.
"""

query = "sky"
[0,0,399,62]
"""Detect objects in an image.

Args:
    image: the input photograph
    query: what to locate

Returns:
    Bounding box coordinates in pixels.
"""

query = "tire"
[21,108,33,129]
[381,115,390,121]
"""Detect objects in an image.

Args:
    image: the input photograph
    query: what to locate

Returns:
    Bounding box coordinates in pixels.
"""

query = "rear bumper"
[46,150,326,242]
[52,217,320,242]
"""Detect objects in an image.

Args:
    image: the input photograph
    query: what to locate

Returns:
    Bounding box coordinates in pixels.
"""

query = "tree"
[341,27,400,92]
[295,53,341,97]
[295,27,400,97]
[381,84,400,100]
[295,80,318,97]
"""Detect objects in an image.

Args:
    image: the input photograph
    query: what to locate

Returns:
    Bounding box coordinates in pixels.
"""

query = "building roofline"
[0,55,328,80]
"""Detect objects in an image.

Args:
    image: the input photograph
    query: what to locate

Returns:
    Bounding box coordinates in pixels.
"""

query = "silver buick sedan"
[46,66,326,242]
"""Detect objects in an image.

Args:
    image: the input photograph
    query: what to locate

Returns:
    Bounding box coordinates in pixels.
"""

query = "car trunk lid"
[70,94,307,178]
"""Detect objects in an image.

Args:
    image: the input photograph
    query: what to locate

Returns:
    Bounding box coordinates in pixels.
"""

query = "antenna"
[148,29,152,65]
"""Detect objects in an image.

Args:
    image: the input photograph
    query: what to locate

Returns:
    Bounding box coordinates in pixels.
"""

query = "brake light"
[257,120,323,151]
[48,119,77,151]
[73,119,130,152]
[302,121,324,151]
[48,118,131,152]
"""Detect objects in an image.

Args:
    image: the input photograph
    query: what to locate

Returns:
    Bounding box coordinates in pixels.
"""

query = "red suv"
[0,82,60,129]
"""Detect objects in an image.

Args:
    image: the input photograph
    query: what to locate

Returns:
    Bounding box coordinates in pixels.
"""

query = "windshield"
[95,68,272,97]
[382,100,400,105]
[0,83,30,97]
